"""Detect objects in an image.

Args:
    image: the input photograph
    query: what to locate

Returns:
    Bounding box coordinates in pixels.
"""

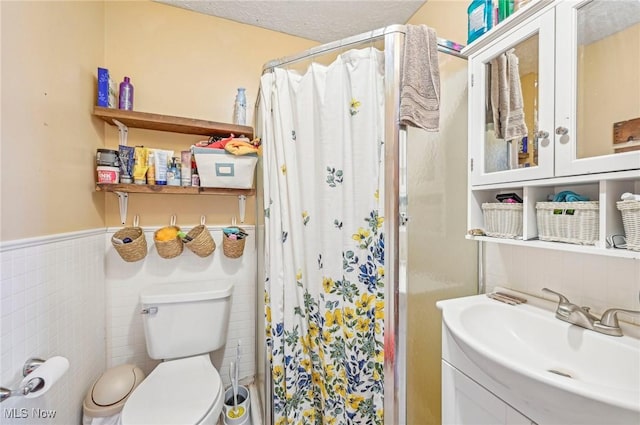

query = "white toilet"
[121,280,234,425]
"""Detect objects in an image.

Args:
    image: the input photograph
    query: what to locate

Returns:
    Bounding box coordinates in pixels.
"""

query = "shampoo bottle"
[119,76,134,110]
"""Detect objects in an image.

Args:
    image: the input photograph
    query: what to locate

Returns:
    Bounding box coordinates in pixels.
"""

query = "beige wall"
[103,1,317,228]
[1,1,106,241]
[1,1,317,240]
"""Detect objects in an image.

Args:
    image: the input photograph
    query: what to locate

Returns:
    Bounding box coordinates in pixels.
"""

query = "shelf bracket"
[115,191,128,224]
[238,195,247,223]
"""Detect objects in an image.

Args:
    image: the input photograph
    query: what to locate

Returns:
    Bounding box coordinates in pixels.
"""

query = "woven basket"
[223,227,246,258]
[154,216,183,259]
[617,200,640,251]
[536,201,599,245]
[112,224,147,262]
[482,203,523,239]
[184,217,216,257]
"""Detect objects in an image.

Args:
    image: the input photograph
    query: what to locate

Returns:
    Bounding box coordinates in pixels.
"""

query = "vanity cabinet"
[464,0,640,258]
[442,361,535,425]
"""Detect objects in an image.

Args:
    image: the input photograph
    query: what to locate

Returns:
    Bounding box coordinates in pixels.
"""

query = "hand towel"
[400,24,440,131]
[552,191,590,202]
[224,140,259,156]
[490,49,528,141]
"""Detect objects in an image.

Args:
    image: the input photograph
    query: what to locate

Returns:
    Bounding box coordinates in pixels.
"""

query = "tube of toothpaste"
[118,145,135,184]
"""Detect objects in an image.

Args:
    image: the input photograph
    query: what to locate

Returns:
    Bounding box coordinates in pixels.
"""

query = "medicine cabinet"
[466,0,640,186]
[463,0,640,259]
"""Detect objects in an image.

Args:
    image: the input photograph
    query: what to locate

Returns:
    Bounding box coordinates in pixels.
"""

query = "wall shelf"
[93,106,254,138]
[96,183,255,196]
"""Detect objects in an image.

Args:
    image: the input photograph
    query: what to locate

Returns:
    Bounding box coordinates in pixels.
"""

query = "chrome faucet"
[542,288,640,337]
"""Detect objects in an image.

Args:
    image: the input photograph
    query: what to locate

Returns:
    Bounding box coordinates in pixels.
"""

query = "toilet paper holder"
[0,358,47,402]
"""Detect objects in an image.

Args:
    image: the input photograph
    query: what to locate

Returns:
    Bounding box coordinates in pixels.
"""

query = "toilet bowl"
[121,355,223,425]
[120,280,234,425]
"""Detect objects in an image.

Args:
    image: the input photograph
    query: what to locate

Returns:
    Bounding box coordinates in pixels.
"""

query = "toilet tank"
[139,280,234,360]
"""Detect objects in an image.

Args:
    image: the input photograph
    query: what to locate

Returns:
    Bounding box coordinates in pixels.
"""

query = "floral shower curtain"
[259,47,386,425]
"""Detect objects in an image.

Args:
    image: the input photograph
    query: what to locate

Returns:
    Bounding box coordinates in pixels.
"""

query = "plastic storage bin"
[193,148,258,189]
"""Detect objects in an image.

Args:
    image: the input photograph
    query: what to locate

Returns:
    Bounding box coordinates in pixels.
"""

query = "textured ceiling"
[156,0,426,43]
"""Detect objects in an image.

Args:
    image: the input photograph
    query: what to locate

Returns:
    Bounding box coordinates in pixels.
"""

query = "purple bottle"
[118,76,134,110]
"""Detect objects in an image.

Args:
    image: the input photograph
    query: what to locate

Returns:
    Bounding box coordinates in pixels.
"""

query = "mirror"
[484,34,539,173]
[576,0,640,158]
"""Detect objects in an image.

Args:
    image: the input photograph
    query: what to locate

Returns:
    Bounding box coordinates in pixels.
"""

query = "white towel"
[490,49,528,140]
[400,25,440,132]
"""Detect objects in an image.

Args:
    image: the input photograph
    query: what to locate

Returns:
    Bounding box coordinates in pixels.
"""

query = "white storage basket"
[193,147,258,189]
[536,201,599,245]
[617,200,640,251]
[482,203,523,239]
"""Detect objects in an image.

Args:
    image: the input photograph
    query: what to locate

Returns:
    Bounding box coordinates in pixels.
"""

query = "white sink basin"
[438,294,640,424]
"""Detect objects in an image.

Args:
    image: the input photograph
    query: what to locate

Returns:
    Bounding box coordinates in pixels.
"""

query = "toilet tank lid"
[140,280,234,304]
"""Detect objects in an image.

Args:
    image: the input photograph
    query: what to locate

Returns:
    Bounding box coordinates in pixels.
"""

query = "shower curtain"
[259,47,386,424]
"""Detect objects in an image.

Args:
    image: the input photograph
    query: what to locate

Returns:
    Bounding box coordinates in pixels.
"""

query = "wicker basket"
[112,219,147,262]
[482,203,523,239]
[536,201,599,245]
[617,200,640,251]
[184,217,216,257]
[154,216,183,259]
[223,227,246,258]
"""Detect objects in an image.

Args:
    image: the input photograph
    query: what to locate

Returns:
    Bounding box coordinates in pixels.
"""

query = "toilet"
[121,280,234,425]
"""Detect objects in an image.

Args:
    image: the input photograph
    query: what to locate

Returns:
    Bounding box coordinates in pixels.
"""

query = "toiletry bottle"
[119,76,134,110]
[499,0,514,22]
[233,88,247,125]
[467,0,493,44]
[146,151,155,185]
[167,157,180,186]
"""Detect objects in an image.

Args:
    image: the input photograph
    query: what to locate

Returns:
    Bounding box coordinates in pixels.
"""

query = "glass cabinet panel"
[576,0,640,158]
[484,34,539,173]
[470,9,555,185]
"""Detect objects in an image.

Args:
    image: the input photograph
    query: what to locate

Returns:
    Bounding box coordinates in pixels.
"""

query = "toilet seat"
[121,354,222,425]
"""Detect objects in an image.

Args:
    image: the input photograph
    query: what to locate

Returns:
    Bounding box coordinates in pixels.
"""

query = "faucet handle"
[542,288,574,318]
[542,288,571,304]
[599,308,640,328]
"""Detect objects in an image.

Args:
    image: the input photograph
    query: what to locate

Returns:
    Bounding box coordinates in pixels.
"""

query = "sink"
[437,294,640,424]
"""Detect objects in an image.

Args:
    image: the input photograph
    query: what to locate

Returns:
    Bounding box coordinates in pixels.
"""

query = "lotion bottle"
[119,76,134,110]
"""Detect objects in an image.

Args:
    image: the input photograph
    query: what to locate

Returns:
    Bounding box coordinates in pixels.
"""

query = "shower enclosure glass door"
[405,52,477,425]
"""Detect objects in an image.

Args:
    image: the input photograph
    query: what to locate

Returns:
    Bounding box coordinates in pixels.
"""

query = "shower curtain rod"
[262,24,466,72]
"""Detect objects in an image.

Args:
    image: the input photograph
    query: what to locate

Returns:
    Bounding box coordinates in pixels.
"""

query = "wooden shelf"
[93,106,254,138]
[96,183,255,196]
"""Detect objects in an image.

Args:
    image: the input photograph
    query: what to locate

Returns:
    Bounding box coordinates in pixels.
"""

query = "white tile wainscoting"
[105,225,257,389]
[0,231,106,425]
[485,242,640,324]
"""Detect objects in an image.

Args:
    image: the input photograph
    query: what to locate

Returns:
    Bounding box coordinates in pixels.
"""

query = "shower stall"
[255,25,477,425]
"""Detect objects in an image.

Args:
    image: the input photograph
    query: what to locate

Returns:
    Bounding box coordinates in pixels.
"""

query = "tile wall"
[105,225,257,388]
[0,231,106,425]
[485,243,640,324]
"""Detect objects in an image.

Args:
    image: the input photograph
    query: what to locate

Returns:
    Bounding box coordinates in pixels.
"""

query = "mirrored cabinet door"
[555,0,640,176]
[469,9,555,185]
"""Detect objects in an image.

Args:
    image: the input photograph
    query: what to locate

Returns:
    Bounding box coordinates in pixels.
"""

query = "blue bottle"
[467,0,494,44]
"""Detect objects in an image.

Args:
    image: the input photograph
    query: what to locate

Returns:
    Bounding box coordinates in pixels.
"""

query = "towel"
[552,191,590,202]
[400,24,440,131]
[490,49,528,140]
[224,140,259,156]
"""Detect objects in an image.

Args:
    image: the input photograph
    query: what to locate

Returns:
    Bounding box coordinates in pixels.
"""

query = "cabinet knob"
[555,126,569,136]
[536,130,549,139]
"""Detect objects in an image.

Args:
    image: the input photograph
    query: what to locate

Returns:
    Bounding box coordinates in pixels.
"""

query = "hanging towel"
[490,49,528,140]
[400,24,440,132]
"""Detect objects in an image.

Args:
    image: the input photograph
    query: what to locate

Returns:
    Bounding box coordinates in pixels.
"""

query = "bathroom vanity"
[438,294,640,425]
